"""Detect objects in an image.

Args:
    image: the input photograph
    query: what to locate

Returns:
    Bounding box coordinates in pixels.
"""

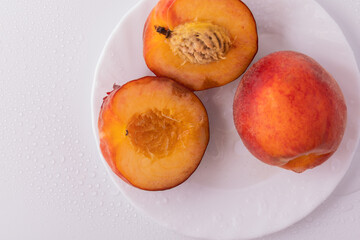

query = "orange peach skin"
[233,51,347,173]
[143,0,258,91]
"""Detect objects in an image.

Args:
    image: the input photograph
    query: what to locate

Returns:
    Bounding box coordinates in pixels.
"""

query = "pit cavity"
[156,22,232,64]
[126,109,179,159]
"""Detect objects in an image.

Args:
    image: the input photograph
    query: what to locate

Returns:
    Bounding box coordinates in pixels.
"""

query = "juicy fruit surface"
[233,51,347,172]
[143,0,258,91]
[127,108,179,159]
[98,77,209,190]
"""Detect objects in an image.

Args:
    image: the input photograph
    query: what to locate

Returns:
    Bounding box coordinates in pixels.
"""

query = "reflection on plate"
[91,0,360,239]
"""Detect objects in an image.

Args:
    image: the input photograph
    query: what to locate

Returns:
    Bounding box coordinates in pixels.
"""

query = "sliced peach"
[143,0,258,91]
[98,76,209,190]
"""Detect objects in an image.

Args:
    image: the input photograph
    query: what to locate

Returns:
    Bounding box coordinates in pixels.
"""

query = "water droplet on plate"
[331,158,341,171]
[341,204,354,212]
[212,214,222,223]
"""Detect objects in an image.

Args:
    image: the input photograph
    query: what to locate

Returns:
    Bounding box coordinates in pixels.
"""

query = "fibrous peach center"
[156,22,231,64]
[127,109,179,159]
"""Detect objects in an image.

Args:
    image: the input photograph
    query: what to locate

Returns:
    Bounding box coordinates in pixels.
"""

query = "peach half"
[98,76,209,190]
[143,0,258,91]
[233,51,347,173]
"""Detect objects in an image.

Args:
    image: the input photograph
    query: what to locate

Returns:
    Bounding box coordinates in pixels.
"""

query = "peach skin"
[233,51,347,173]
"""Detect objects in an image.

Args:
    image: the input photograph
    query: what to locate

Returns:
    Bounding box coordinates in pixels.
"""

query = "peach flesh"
[98,77,209,190]
[143,0,258,91]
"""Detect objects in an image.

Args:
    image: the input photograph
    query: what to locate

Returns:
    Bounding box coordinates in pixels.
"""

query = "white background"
[1,0,360,240]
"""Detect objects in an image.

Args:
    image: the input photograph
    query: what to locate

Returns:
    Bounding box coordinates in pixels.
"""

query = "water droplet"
[60,156,65,163]
[232,217,241,226]
[331,158,341,171]
[212,214,222,223]
[341,204,354,212]
[110,189,120,196]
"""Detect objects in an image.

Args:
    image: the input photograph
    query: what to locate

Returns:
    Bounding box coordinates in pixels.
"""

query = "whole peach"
[233,51,347,173]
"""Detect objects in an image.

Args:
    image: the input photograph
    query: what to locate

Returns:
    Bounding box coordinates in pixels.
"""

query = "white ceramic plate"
[91,0,360,239]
